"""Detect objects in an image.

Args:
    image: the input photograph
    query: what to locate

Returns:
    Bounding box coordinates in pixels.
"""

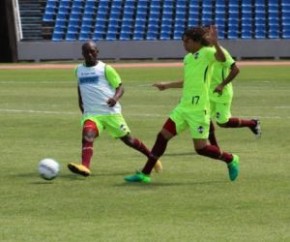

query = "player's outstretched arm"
[153,80,183,90]
[209,25,226,62]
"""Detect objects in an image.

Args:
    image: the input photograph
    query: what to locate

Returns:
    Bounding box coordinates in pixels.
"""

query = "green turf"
[0,64,290,242]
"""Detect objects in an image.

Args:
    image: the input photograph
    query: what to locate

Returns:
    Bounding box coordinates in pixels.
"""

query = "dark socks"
[222,118,256,128]
[142,133,168,174]
[196,145,233,163]
[82,139,93,168]
[209,121,219,147]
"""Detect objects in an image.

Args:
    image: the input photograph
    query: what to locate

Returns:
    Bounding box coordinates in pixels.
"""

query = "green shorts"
[169,105,210,139]
[210,100,232,124]
[81,114,130,138]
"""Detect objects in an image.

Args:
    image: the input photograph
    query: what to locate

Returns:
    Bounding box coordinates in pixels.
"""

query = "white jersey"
[76,61,122,115]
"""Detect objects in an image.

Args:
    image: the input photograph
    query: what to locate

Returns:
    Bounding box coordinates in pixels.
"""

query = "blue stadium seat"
[92,31,105,41]
[173,30,183,40]
[68,19,81,28]
[241,29,252,39]
[71,0,83,9]
[106,32,117,41]
[216,5,226,14]
[119,22,132,40]
[160,24,172,35]
[55,12,68,24]
[148,18,159,26]
[146,25,159,40]
[58,6,70,15]
[242,0,252,6]
[216,0,225,5]
[255,31,266,39]
[43,12,55,22]
[65,32,78,41]
[135,18,146,27]
[67,25,79,33]
[55,19,67,28]
[94,25,106,33]
[82,19,93,27]
[52,32,64,41]
[133,32,144,40]
[202,11,213,25]
[123,9,134,20]
[80,25,91,33]
[45,0,58,8]
[255,11,265,19]
[268,29,280,39]
[69,11,82,20]
[188,17,199,27]
[228,30,239,39]
[282,29,290,39]
[85,0,96,7]
[217,29,225,39]
[79,32,91,41]
[215,9,225,27]
[120,32,131,41]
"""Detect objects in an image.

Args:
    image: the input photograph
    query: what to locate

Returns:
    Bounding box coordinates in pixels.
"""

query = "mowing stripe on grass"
[0,108,289,119]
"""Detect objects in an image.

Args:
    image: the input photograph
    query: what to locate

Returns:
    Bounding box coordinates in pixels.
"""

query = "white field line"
[0,61,290,70]
[0,108,289,119]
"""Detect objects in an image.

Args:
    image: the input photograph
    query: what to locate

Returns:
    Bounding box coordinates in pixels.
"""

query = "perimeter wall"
[17,39,290,62]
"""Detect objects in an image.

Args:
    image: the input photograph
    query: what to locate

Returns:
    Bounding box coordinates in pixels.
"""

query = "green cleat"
[227,155,239,181]
[124,171,151,183]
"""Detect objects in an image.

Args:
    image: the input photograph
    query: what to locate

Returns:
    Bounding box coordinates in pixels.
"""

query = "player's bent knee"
[83,129,97,142]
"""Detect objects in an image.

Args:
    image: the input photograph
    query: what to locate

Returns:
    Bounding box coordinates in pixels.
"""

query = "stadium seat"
[65,32,78,41]
[92,31,105,41]
[79,32,91,41]
[119,34,131,41]
[52,32,64,41]
[228,28,239,39]
[173,30,183,40]
[268,29,280,39]
[282,29,290,39]
[106,32,117,40]
[133,32,144,40]
[42,0,290,41]
[241,29,252,39]
[160,25,172,40]
[43,12,55,22]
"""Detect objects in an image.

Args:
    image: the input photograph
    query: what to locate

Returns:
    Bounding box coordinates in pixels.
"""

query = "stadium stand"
[18,0,290,41]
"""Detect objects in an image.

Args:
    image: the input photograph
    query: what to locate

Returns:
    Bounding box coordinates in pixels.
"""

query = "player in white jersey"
[68,41,162,176]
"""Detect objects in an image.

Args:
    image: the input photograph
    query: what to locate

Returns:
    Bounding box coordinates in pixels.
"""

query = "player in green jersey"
[202,27,261,148]
[67,41,162,177]
[125,26,239,184]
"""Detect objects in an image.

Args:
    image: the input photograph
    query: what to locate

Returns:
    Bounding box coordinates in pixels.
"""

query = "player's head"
[82,41,99,67]
[182,27,207,52]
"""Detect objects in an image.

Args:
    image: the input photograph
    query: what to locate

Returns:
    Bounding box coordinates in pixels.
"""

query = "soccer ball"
[38,158,60,180]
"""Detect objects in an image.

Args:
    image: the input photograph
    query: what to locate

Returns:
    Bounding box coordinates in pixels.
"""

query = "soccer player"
[125,26,239,183]
[67,41,162,176]
[203,28,261,148]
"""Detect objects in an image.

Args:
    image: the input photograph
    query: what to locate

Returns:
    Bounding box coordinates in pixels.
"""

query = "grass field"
[0,64,290,242]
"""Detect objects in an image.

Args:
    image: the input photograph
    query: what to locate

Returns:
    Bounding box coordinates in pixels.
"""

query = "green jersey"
[209,47,235,103]
[180,46,216,112]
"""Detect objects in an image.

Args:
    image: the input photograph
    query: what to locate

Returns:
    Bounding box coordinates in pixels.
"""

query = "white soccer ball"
[38,158,60,180]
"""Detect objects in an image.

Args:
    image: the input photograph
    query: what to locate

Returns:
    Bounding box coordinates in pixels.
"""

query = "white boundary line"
[0,61,290,70]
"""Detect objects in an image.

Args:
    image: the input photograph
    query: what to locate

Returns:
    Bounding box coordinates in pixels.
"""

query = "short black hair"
[82,41,97,51]
[182,27,206,42]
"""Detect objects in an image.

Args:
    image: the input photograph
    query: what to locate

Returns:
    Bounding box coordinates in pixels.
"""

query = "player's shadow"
[115,179,228,188]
